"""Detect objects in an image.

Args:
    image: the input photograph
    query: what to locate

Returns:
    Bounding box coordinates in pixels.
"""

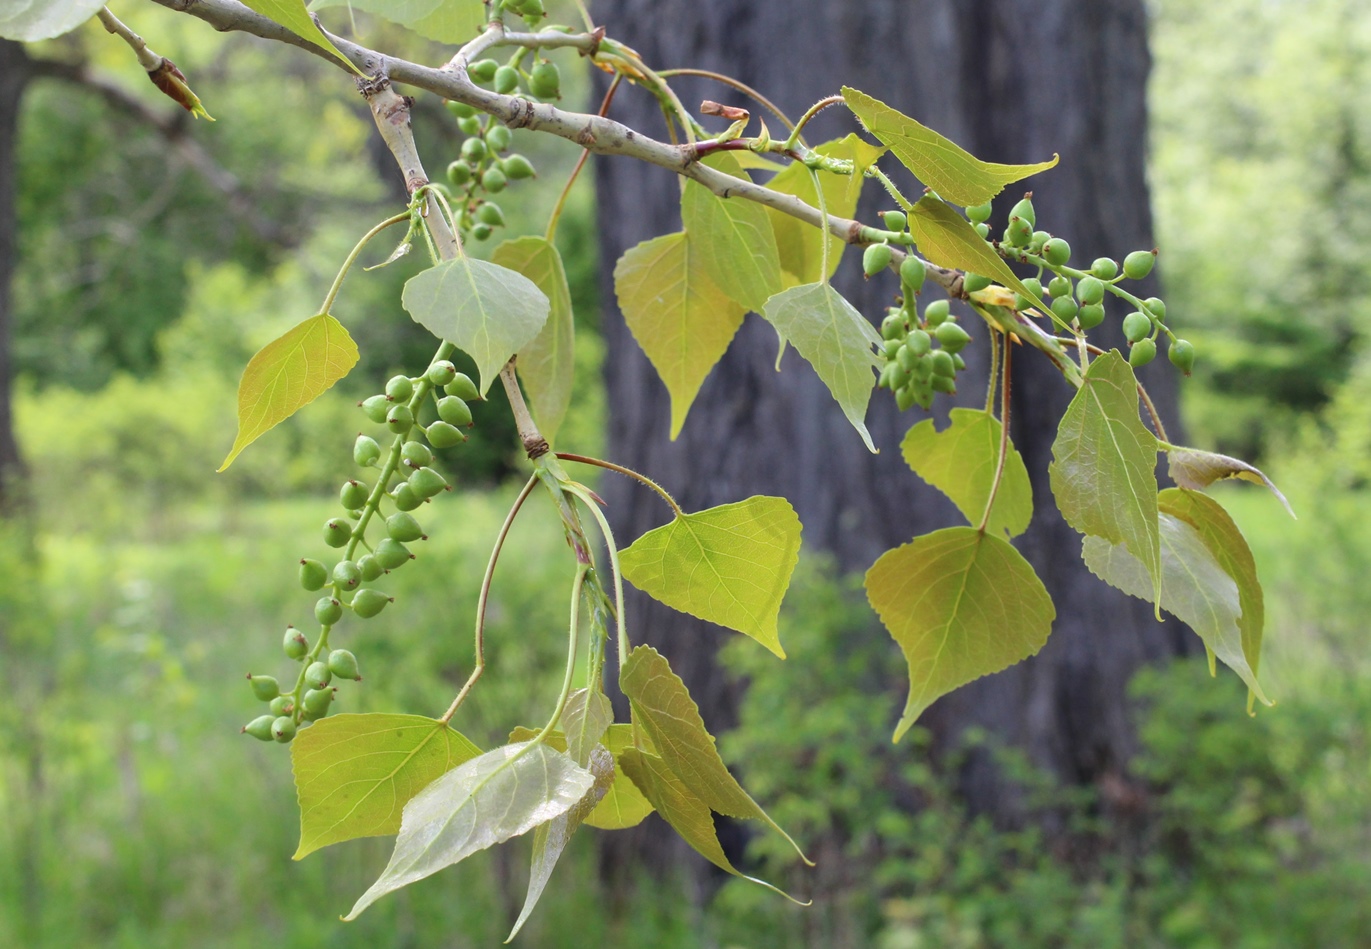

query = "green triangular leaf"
[561,688,612,769]
[219,313,358,471]
[1049,351,1162,608]
[402,256,550,398]
[841,86,1058,206]
[344,742,593,920]
[865,527,1055,741]
[761,282,882,453]
[619,497,802,657]
[1166,446,1294,518]
[682,154,784,313]
[240,0,361,72]
[765,136,867,283]
[613,232,746,438]
[0,0,103,41]
[291,713,481,860]
[310,0,486,43]
[901,408,1033,538]
[492,236,576,442]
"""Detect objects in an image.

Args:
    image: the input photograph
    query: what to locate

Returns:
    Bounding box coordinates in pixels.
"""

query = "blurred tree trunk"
[0,39,30,513]
[593,0,1192,886]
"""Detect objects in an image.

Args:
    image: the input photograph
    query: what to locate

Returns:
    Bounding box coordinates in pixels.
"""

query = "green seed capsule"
[1123,249,1156,280]
[1091,257,1119,280]
[900,256,926,294]
[437,396,473,428]
[502,154,536,180]
[332,560,362,590]
[1169,338,1195,375]
[494,65,520,95]
[486,124,512,153]
[426,361,458,387]
[358,554,384,582]
[374,538,413,570]
[1048,275,1072,299]
[862,243,893,278]
[445,373,481,402]
[402,441,433,470]
[881,210,907,232]
[340,480,369,510]
[935,322,971,354]
[243,715,276,741]
[881,313,907,341]
[249,674,280,702]
[354,434,381,468]
[895,385,917,412]
[1076,276,1105,305]
[882,338,903,360]
[272,716,297,743]
[446,100,477,119]
[269,695,294,716]
[283,626,308,660]
[391,481,423,512]
[529,61,560,99]
[426,421,467,449]
[1122,310,1152,343]
[952,353,966,370]
[1042,238,1071,267]
[482,166,508,193]
[520,0,546,17]
[457,115,482,137]
[1029,231,1051,256]
[315,596,343,626]
[966,201,993,223]
[963,272,992,294]
[476,202,505,227]
[352,588,392,619]
[447,160,473,187]
[1015,276,1045,311]
[877,361,900,390]
[931,373,957,394]
[299,559,328,591]
[304,688,334,717]
[409,466,449,498]
[471,223,493,242]
[323,518,352,548]
[906,329,932,357]
[1144,297,1166,320]
[386,404,415,434]
[1051,296,1079,323]
[930,350,956,378]
[924,299,950,326]
[461,137,488,164]
[896,344,918,372]
[1006,215,1033,248]
[387,512,425,543]
[1010,196,1036,228]
[328,649,361,681]
[305,661,332,690]
[1130,337,1157,367]
[361,394,391,424]
[974,222,991,239]
[469,59,499,82]
[1078,303,1106,330]
[385,375,414,402]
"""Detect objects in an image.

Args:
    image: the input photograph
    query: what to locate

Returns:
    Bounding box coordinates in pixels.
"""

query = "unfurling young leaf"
[761,282,882,453]
[1166,446,1294,518]
[613,232,746,438]
[402,257,550,397]
[219,313,358,471]
[901,408,1033,538]
[492,236,576,442]
[841,86,1058,207]
[865,527,1055,741]
[619,497,802,657]
[291,713,481,859]
[682,153,785,313]
[344,742,593,921]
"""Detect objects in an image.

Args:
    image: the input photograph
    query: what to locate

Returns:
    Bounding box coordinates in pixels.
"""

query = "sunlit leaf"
[613,232,745,438]
[219,313,358,471]
[765,136,866,283]
[508,746,613,941]
[508,725,655,831]
[901,408,1033,538]
[0,0,104,41]
[1049,351,1161,607]
[344,742,593,920]
[1166,446,1294,518]
[402,256,549,398]
[761,282,882,453]
[492,236,576,442]
[682,153,784,313]
[841,86,1058,206]
[619,497,802,657]
[291,714,481,860]
[239,0,360,72]
[865,527,1055,741]
[310,0,486,44]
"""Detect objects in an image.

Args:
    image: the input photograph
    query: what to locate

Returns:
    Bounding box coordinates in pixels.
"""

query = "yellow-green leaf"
[492,236,576,442]
[682,153,784,313]
[901,408,1033,538]
[761,282,882,453]
[1049,351,1162,607]
[613,232,745,438]
[619,497,802,657]
[402,256,550,398]
[219,313,358,471]
[841,86,1058,207]
[290,713,481,860]
[310,0,485,43]
[240,0,361,73]
[765,136,867,283]
[1166,446,1294,518]
[865,527,1055,741]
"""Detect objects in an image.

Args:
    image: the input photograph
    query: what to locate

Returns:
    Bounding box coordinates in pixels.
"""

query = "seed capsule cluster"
[874,251,971,411]
[441,100,539,244]
[242,360,480,742]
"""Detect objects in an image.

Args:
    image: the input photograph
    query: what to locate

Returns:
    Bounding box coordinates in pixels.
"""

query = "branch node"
[585,26,606,58]
[506,97,537,129]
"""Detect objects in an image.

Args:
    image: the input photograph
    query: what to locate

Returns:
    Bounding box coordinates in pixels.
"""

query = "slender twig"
[984,328,1001,414]
[555,452,683,516]
[97,8,161,71]
[530,564,588,744]
[978,334,1013,534]
[441,474,540,724]
[547,74,622,242]
[318,212,409,313]
[658,68,798,132]
[784,94,843,151]
[564,483,629,672]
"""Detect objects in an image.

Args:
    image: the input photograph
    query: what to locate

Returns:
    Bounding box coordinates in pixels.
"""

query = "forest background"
[2,1,1371,946]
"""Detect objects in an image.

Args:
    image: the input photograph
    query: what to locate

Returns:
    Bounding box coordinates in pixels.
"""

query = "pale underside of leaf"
[901,408,1033,538]
[492,236,576,442]
[1049,351,1162,607]
[402,256,550,398]
[561,688,612,769]
[618,496,802,657]
[219,313,359,471]
[507,724,655,831]
[0,0,105,41]
[841,86,1058,207]
[682,153,784,314]
[865,527,1055,741]
[1166,446,1294,518]
[291,713,481,860]
[612,231,745,438]
[240,0,361,71]
[761,282,881,453]
[344,742,592,920]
